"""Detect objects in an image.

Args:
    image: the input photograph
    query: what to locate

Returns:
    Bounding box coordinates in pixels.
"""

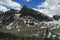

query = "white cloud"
[0,5,8,12]
[23,0,31,2]
[0,0,21,12]
[34,0,60,17]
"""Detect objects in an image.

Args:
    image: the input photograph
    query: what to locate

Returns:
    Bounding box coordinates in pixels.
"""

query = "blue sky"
[13,0,45,8]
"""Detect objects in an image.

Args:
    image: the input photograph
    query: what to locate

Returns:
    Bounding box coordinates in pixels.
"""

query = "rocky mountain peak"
[19,6,53,22]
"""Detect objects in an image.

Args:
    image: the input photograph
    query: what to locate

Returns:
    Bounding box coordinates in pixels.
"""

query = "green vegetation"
[0,32,19,40]
[0,32,60,40]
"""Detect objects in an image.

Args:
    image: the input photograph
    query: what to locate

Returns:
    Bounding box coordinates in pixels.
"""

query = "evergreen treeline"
[0,32,60,40]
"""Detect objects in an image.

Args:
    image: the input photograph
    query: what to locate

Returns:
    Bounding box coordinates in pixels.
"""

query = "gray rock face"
[53,15,60,20]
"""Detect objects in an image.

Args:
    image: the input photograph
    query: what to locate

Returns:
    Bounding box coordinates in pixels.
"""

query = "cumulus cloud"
[34,0,60,17]
[0,0,21,12]
[0,5,8,12]
[23,0,31,2]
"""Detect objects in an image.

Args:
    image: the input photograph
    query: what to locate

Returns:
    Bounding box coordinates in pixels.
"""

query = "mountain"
[0,6,53,25]
[19,5,53,22]
[0,6,56,36]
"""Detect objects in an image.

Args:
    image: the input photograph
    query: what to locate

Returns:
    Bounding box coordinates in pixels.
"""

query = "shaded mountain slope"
[19,6,53,22]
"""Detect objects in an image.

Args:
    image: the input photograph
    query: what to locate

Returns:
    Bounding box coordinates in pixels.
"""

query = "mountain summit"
[19,6,53,21]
